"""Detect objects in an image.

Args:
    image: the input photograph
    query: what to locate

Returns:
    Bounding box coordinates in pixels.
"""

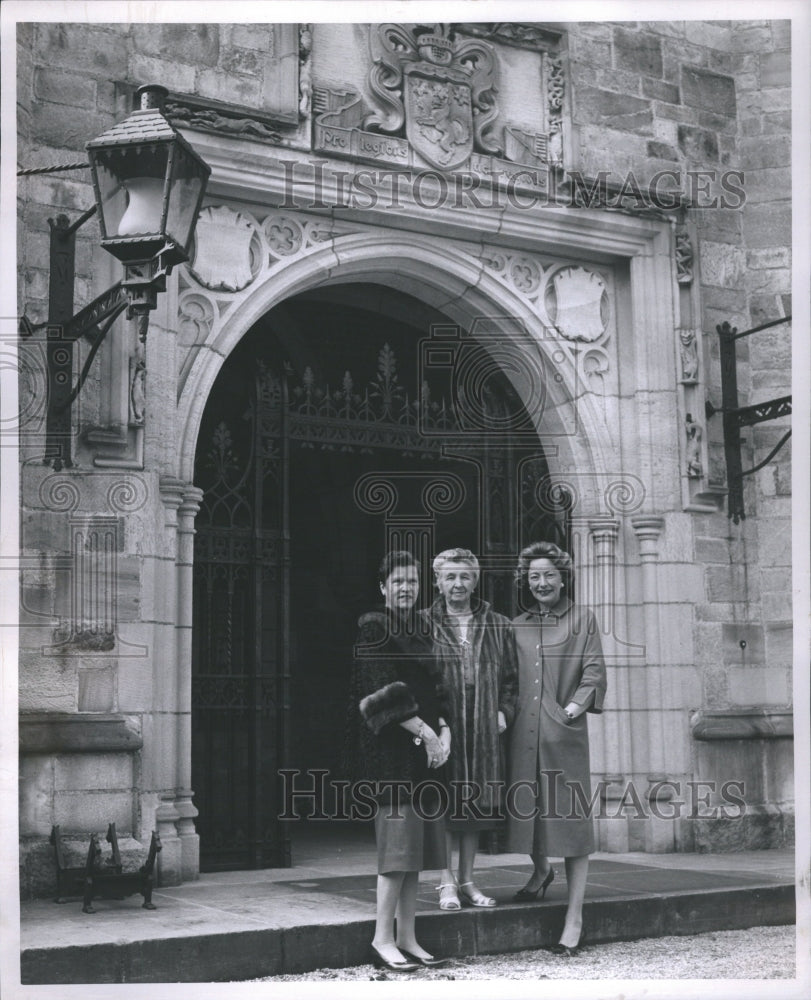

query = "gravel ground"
[251,924,795,982]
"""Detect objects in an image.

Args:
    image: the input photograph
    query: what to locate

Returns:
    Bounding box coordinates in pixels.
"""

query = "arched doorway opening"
[190,282,570,871]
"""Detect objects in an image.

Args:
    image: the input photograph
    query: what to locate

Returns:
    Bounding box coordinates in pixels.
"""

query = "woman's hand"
[422,727,448,769]
[563,701,583,723]
[497,710,507,734]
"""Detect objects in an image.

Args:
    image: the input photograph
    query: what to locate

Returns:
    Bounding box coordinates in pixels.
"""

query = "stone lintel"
[19,713,143,754]
[690,708,793,741]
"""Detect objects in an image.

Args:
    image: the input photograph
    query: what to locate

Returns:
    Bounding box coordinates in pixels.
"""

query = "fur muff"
[360,681,419,735]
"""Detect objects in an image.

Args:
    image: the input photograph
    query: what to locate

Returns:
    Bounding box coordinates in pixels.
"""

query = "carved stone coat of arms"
[365,23,502,170]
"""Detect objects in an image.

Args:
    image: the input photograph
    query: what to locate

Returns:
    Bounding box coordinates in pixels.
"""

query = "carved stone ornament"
[685,412,703,478]
[166,99,282,143]
[675,228,693,284]
[679,329,699,383]
[130,358,146,426]
[548,266,608,342]
[190,206,258,292]
[365,23,502,168]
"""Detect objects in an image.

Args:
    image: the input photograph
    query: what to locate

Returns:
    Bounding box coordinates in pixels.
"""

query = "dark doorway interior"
[191,284,569,871]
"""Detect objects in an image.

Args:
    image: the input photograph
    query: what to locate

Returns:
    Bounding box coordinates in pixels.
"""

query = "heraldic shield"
[365,24,502,170]
[405,68,474,170]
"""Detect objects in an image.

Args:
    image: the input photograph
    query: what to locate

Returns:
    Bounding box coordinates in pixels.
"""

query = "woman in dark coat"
[507,541,607,955]
[348,550,450,972]
[422,548,518,910]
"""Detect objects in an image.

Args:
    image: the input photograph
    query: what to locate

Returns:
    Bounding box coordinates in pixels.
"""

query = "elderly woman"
[349,550,450,972]
[507,541,607,956]
[422,548,517,910]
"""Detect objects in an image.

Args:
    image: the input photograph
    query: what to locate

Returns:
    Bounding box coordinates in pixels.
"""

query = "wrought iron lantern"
[19,83,210,468]
[86,83,210,314]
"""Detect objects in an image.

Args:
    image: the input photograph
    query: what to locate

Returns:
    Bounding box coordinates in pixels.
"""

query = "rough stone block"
[742,202,791,248]
[20,755,54,837]
[681,66,736,116]
[699,241,746,288]
[771,21,791,49]
[54,791,133,833]
[78,667,116,712]
[195,66,264,107]
[739,168,792,207]
[642,77,679,103]
[728,668,789,707]
[34,68,95,108]
[646,140,678,161]
[32,102,112,152]
[129,53,196,94]
[220,47,263,78]
[54,752,133,792]
[764,623,792,669]
[677,124,719,162]
[229,23,276,52]
[574,86,653,135]
[132,23,219,66]
[721,623,764,665]
[34,23,130,75]
[759,50,791,88]
[613,27,663,78]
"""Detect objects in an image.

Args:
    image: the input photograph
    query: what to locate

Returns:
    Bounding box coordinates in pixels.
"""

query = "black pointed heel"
[398,948,449,968]
[369,944,419,972]
[513,866,554,902]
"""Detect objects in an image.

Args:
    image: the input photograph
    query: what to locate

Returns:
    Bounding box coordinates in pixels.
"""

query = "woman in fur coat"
[422,548,518,910]
[349,550,450,972]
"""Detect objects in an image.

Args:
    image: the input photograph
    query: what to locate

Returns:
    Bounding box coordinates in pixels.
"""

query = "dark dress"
[346,606,448,873]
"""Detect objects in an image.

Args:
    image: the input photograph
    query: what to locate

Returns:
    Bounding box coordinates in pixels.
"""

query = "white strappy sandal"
[437,881,461,910]
[459,881,496,907]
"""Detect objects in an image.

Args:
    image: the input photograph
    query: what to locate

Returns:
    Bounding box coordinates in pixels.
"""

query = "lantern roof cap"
[86,108,178,149]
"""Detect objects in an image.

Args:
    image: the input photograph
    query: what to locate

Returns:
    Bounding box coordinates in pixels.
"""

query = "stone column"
[175,485,204,879]
[630,515,674,852]
[587,516,630,852]
[153,476,185,885]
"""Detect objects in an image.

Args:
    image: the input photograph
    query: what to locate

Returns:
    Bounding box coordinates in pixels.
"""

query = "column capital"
[631,515,665,559]
[588,515,620,538]
[179,485,204,524]
[159,475,186,511]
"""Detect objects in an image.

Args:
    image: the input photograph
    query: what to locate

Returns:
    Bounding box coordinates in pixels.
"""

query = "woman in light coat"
[507,541,607,956]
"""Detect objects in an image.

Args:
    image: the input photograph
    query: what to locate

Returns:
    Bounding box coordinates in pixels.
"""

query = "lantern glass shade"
[87,101,210,268]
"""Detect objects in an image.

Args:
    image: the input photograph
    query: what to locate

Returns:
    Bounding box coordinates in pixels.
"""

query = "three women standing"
[507,541,607,955]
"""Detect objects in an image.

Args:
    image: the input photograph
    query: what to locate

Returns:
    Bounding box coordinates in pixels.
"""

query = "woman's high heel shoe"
[369,944,419,972]
[549,940,581,958]
[398,948,449,968]
[513,866,554,902]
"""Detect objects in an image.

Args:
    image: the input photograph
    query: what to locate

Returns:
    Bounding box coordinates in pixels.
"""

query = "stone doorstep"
[20,883,795,985]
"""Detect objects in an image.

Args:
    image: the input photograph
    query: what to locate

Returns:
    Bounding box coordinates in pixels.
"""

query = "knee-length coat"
[507,596,607,856]
[421,597,518,821]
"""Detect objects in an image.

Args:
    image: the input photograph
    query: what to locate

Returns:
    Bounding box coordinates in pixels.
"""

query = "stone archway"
[167,225,655,871]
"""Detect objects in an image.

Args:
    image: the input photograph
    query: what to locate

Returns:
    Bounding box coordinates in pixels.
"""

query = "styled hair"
[378,550,420,585]
[514,541,573,590]
[432,547,480,584]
